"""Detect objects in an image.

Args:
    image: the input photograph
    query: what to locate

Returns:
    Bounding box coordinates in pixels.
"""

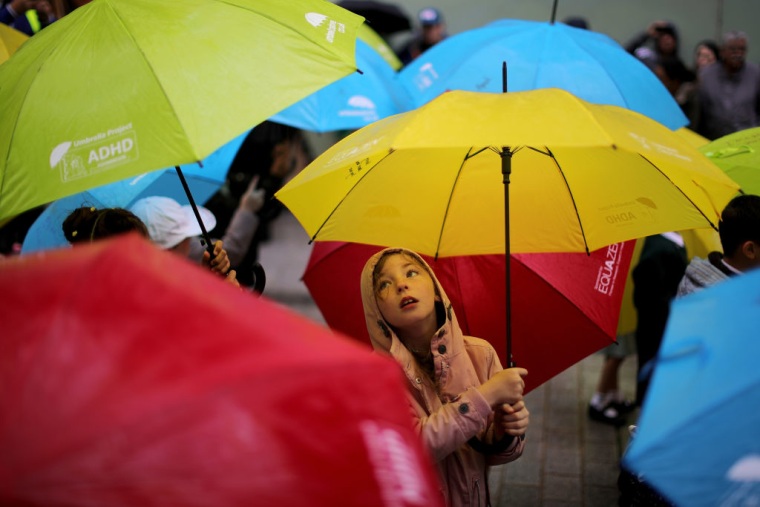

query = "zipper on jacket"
[472,477,481,507]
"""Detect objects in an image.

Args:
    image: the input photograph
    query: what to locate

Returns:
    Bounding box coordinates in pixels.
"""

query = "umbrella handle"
[250,261,267,295]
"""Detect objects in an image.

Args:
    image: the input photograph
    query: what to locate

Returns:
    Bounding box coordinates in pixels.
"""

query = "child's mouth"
[400,297,417,308]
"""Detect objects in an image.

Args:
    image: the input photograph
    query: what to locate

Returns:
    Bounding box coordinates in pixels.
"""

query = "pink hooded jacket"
[360,248,525,507]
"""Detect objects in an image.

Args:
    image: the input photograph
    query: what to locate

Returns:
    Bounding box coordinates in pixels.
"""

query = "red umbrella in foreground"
[303,241,635,393]
[0,234,442,507]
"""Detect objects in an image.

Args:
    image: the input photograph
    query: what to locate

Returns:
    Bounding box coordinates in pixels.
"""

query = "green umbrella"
[699,126,760,196]
[0,0,363,223]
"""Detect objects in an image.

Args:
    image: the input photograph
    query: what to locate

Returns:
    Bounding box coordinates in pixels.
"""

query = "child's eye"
[406,269,419,278]
[377,280,391,291]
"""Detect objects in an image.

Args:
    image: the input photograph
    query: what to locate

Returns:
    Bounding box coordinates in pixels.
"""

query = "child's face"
[374,253,438,333]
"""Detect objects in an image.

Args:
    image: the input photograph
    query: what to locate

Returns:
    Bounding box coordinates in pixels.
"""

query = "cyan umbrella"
[271,35,412,133]
[397,18,688,130]
[21,133,247,254]
[622,268,760,506]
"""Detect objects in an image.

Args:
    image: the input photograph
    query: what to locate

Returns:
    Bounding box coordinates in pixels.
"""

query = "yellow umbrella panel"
[0,23,28,63]
[277,89,740,257]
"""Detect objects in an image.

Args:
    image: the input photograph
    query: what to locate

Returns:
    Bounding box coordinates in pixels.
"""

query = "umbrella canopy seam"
[530,145,591,255]
[434,148,478,259]
[639,153,719,230]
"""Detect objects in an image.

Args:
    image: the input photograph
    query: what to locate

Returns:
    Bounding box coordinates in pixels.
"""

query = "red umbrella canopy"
[303,241,635,392]
[0,234,442,507]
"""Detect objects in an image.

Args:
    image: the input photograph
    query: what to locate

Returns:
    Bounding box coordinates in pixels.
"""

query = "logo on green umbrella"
[50,122,138,182]
[306,12,347,43]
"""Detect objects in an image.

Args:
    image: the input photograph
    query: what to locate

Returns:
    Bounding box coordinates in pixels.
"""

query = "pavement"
[258,208,640,507]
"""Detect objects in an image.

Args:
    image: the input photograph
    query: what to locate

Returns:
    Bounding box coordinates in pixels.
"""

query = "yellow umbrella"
[675,127,709,148]
[277,88,739,363]
[0,23,28,64]
[277,88,739,257]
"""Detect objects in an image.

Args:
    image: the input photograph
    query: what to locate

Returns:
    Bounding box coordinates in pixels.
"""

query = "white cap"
[129,196,216,249]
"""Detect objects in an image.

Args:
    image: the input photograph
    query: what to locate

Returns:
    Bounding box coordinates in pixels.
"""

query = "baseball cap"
[129,196,216,250]
[418,7,442,26]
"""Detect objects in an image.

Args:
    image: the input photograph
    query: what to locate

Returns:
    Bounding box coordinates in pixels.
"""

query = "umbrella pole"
[500,149,514,367]
[174,165,216,257]
[500,61,514,367]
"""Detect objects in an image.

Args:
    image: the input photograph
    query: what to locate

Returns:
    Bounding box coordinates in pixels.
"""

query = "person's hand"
[647,20,669,38]
[202,239,231,276]
[224,268,240,289]
[239,175,265,214]
[477,367,528,408]
[493,400,530,440]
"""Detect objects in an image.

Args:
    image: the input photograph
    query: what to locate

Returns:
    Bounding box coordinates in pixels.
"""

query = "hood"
[360,247,463,356]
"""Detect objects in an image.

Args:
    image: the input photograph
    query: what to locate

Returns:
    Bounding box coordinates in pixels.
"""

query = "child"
[360,247,529,507]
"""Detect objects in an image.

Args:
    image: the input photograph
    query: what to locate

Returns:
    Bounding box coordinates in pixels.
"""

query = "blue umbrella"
[270,39,413,133]
[21,131,248,254]
[622,268,760,506]
[397,18,688,130]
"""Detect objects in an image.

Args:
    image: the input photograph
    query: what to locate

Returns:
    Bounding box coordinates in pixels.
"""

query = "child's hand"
[494,400,530,440]
[202,240,231,276]
[478,367,528,407]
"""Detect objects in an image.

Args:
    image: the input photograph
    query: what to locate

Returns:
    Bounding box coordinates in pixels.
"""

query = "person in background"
[62,206,148,244]
[397,7,447,66]
[693,39,720,71]
[692,31,760,139]
[678,39,720,124]
[204,121,308,287]
[626,20,683,66]
[632,232,688,407]
[677,194,760,296]
[587,337,636,426]
[562,16,589,30]
[1,0,54,35]
[360,247,529,507]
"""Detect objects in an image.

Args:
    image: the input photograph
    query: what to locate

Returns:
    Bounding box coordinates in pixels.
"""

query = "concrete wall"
[378,0,759,64]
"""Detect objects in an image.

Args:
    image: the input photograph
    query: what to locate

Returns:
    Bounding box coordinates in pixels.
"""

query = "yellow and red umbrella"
[277,87,739,365]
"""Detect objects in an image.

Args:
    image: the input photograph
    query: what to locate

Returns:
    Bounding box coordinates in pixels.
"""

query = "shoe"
[588,402,626,426]
[611,398,637,414]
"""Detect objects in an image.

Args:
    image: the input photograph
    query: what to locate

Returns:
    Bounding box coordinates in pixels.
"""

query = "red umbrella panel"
[303,241,635,393]
[0,234,442,507]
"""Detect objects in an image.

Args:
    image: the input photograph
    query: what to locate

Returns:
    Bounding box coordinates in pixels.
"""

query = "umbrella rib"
[638,154,719,230]
[0,36,63,213]
[309,148,395,243]
[103,4,201,160]
[533,146,592,255]
[434,147,482,259]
